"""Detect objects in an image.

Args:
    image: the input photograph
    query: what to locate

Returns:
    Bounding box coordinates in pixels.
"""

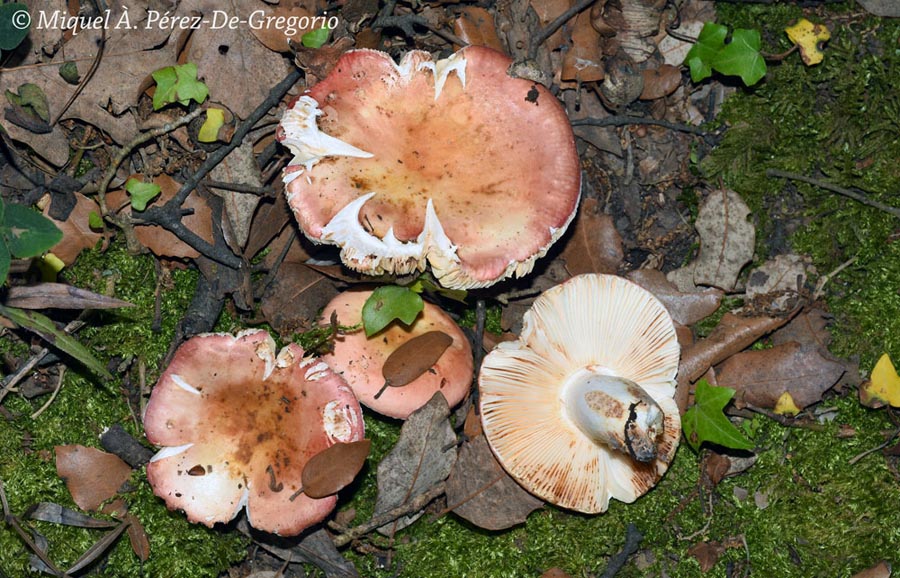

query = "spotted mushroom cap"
[143,329,364,536]
[478,274,680,513]
[322,289,473,419]
[277,46,581,290]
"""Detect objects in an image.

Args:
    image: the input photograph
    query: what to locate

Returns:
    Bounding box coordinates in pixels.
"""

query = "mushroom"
[321,289,473,419]
[478,274,680,513]
[143,329,364,536]
[277,46,581,289]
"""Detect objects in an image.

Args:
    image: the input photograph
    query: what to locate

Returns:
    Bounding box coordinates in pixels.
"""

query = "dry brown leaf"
[658,1,716,66]
[453,7,505,52]
[560,197,623,276]
[260,262,339,334]
[55,445,132,511]
[851,561,893,578]
[746,253,813,298]
[540,569,573,578]
[4,283,133,310]
[43,193,104,265]
[716,341,845,411]
[445,434,543,531]
[249,1,317,53]
[208,141,264,252]
[627,268,722,326]
[688,541,726,572]
[639,64,682,100]
[301,440,371,499]
[690,189,756,291]
[244,192,290,260]
[382,331,453,390]
[771,308,832,351]
[124,513,150,562]
[108,174,214,260]
[561,11,604,82]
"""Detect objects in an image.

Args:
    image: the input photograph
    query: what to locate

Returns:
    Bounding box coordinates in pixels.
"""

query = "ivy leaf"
[1,199,63,259]
[197,108,225,142]
[362,285,424,337]
[713,28,766,86]
[301,27,331,49]
[682,380,754,452]
[785,18,830,66]
[860,353,900,408]
[684,22,727,83]
[0,3,30,52]
[124,178,161,212]
[151,63,209,110]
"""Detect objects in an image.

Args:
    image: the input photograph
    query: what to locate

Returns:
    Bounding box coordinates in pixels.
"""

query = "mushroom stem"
[561,370,664,463]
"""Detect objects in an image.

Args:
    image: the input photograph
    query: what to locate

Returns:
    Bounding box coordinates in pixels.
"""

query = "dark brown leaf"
[55,445,132,511]
[43,192,104,265]
[639,64,682,100]
[243,192,290,260]
[716,341,845,411]
[301,440,372,499]
[445,434,543,531]
[560,197,623,277]
[688,541,726,572]
[851,561,893,578]
[27,502,117,528]
[124,514,150,562]
[5,283,134,310]
[627,269,723,326]
[261,263,340,334]
[382,331,453,388]
[453,7,505,52]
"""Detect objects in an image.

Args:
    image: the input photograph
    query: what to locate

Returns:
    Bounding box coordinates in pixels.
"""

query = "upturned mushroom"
[478,274,680,513]
[143,329,364,536]
[277,46,581,289]
[321,289,473,419]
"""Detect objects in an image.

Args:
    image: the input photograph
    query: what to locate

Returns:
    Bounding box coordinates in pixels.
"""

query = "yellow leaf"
[198,108,225,143]
[860,353,900,408]
[774,391,800,416]
[785,18,830,66]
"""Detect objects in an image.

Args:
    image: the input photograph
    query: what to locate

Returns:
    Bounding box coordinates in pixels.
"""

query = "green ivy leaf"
[713,28,766,86]
[59,61,80,84]
[301,27,331,49]
[5,83,50,122]
[1,199,63,259]
[151,63,209,110]
[682,380,754,452]
[362,285,424,337]
[88,211,104,230]
[684,22,727,83]
[124,178,162,211]
[0,3,30,52]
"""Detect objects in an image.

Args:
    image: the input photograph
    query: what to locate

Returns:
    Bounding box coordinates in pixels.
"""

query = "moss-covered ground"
[3,2,900,576]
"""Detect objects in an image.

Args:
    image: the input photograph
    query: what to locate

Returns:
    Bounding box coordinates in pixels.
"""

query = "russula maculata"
[277,46,581,289]
[321,289,473,419]
[143,329,364,536]
[478,274,681,513]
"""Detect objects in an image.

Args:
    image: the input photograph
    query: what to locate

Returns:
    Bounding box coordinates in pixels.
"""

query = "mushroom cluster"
[478,274,681,513]
[143,330,364,536]
[277,45,581,289]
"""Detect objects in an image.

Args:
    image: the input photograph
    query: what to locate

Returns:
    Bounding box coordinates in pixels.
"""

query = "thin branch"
[51,28,106,128]
[766,169,900,219]
[849,426,900,465]
[572,116,710,138]
[0,319,84,405]
[331,482,446,547]
[30,367,66,420]
[529,0,596,60]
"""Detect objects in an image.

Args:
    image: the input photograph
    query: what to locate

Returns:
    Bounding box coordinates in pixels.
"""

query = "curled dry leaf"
[560,197,624,277]
[55,445,132,512]
[627,268,722,326]
[4,283,133,311]
[445,434,543,531]
[301,440,372,499]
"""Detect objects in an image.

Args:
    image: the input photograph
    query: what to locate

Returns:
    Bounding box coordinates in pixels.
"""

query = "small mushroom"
[277,46,581,289]
[322,289,473,419]
[478,274,680,513]
[143,329,364,536]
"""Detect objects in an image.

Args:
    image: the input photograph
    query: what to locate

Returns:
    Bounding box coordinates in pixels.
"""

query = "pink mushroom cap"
[322,289,473,419]
[277,46,581,289]
[143,329,364,536]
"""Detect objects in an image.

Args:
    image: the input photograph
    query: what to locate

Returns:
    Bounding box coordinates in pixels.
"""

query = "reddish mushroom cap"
[143,329,364,536]
[321,289,473,419]
[277,46,581,289]
[479,274,681,513]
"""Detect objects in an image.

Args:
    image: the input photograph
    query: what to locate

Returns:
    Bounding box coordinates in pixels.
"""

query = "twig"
[739,404,825,431]
[600,523,644,578]
[813,256,856,301]
[0,319,84,405]
[848,426,900,465]
[51,28,106,128]
[30,367,66,420]
[766,169,900,219]
[331,482,446,547]
[0,479,70,577]
[528,0,596,60]
[572,116,710,138]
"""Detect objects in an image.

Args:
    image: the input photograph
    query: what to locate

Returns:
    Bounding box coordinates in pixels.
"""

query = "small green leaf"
[0,240,10,286]
[59,61,80,84]
[712,28,766,86]
[301,27,331,49]
[124,178,161,211]
[88,211,104,230]
[0,304,112,380]
[151,63,208,110]
[0,3,30,52]
[682,380,754,452]
[5,83,50,122]
[1,201,63,258]
[684,22,727,83]
[362,285,424,337]
[197,108,225,142]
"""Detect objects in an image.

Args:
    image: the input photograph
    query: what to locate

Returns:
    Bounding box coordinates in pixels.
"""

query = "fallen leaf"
[858,0,900,16]
[639,64,682,100]
[785,18,830,66]
[208,141,264,252]
[770,308,832,350]
[27,503,117,528]
[774,391,801,416]
[658,1,716,66]
[43,193,103,265]
[55,445,132,511]
[688,540,726,572]
[445,434,543,531]
[682,380,754,452]
[246,524,360,578]
[261,263,339,334]
[860,353,900,408]
[382,331,453,390]
[716,341,845,411]
[301,440,371,499]
[627,268,722,325]
[124,513,150,562]
[453,7,505,52]
[250,2,317,53]
[746,253,812,298]
[561,10,604,83]
[690,189,756,290]
[560,197,623,276]
[851,561,893,578]
[4,283,132,310]
[375,392,457,535]
[244,192,291,260]
[362,285,424,337]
